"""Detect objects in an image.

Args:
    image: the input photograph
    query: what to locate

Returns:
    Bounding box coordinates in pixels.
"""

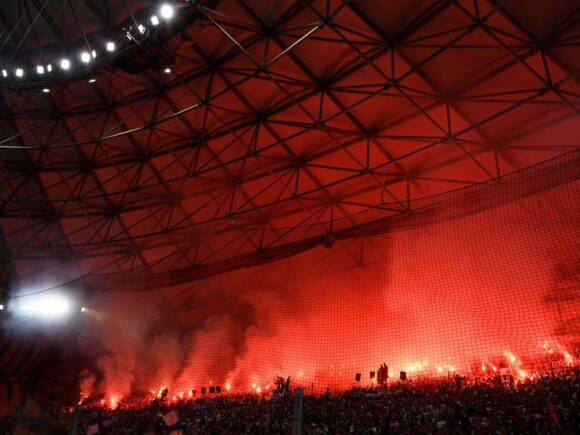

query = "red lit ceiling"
[0,0,578,285]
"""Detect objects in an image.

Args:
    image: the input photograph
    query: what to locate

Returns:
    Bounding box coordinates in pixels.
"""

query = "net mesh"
[71,152,579,402]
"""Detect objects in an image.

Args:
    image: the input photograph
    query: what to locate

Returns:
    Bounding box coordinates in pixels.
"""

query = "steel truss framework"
[0,0,579,286]
[0,0,157,58]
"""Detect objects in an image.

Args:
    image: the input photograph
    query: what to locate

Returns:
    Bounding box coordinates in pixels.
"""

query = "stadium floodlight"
[15,68,23,77]
[80,52,92,63]
[151,15,160,26]
[106,41,116,52]
[160,4,174,20]
[36,65,45,74]
[14,292,71,319]
[60,59,71,70]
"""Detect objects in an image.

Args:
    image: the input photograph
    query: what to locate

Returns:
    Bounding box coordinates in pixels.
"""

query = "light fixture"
[106,41,116,52]
[2,69,7,78]
[160,4,174,20]
[80,52,92,63]
[60,59,71,70]
[91,49,97,59]
[36,65,45,74]
[47,64,52,72]
[138,24,146,34]
[164,67,171,74]
[88,78,96,83]
[81,307,87,312]
[0,304,4,311]
[42,88,50,93]
[14,293,71,319]
[15,68,23,77]
[151,15,160,26]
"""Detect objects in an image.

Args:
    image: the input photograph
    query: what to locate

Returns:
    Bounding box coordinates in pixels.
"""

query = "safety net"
[64,151,579,404]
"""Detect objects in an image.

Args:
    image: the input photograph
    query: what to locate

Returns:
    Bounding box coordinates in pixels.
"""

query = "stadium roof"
[0,0,578,290]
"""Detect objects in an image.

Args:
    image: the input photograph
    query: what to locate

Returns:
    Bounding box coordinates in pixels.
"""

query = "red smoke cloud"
[78,181,579,401]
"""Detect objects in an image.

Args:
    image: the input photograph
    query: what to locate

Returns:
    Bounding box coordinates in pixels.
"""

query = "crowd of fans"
[0,369,578,434]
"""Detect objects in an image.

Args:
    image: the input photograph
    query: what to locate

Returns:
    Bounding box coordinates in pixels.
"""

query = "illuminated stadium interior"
[0,0,578,433]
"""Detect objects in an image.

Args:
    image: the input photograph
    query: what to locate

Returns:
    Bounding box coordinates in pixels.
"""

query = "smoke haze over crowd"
[75,179,579,403]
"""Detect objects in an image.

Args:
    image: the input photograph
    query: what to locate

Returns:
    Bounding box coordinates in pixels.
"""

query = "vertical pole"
[291,388,304,435]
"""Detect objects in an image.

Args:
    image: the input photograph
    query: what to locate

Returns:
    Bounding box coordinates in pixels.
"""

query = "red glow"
[85,339,577,402]
[75,186,579,402]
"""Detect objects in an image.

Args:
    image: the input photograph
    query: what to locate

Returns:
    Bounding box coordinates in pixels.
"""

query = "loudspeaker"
[370,371,375,379]
[201,387,206,394]
[400,371,407,381]
[209,386,215,394]
[216,386,221,394]
[354,373,361,382]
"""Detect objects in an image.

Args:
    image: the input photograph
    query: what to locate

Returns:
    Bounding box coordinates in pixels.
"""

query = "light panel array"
[0,4,178,83]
